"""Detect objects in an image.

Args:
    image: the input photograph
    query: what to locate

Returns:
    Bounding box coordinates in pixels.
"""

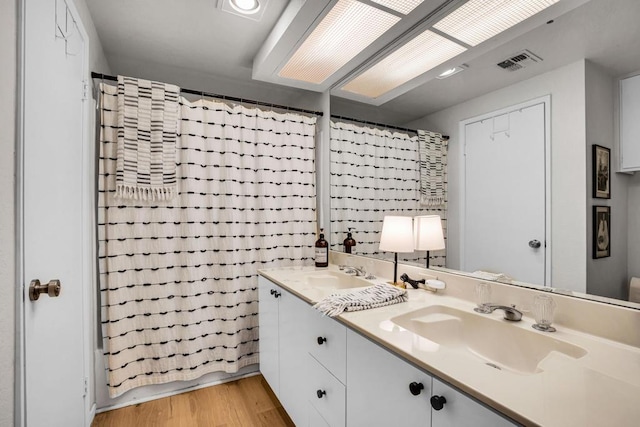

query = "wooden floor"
[92,374,295,427]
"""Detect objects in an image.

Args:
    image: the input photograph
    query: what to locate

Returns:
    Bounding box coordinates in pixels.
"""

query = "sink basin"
[390,305,587,375]
[292,270,373,290]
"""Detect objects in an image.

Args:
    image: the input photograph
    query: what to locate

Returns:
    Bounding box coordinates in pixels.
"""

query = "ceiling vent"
[497,49,542,72]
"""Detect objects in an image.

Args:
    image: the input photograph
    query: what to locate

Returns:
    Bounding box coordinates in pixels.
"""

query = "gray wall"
[585,61,630,300]
[0,1,16,426]
[408,60,588,293]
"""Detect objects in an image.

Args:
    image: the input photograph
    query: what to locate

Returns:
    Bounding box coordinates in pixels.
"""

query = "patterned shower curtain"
[330,121,447,266]
[98,83,317,397]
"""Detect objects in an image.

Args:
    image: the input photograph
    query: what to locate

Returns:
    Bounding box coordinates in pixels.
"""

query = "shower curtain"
[330,121,447,266]
[98,83,317,397]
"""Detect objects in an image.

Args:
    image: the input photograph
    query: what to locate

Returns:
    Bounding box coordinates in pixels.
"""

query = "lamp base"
[387,281,406,289]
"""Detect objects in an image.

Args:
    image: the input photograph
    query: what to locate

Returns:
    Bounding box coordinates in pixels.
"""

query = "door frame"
[458,95,552,286]
[15,0,94,425]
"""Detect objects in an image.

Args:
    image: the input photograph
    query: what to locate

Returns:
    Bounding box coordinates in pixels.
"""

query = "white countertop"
[259,265,640,427]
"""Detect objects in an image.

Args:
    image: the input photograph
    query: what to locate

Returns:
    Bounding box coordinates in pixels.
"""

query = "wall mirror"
[328,0,640,309]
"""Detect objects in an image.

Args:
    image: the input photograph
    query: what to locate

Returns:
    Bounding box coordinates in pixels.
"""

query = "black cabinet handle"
[270,289,276,295]
[316,389,326,399]
[430,395,447,411]
[317,336,327,345]
[409,382,424,396]
[273,291,281,298]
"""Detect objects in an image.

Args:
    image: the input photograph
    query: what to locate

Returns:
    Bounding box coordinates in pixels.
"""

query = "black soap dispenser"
[343,228,356,254]
[315,228,329,268]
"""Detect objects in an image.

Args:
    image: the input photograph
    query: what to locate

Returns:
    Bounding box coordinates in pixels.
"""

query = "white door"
[462,101,547,285]
[22,0,88,425]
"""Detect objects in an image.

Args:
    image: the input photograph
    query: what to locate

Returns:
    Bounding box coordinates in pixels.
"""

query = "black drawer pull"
[317,336,327,345]
[316,389,326,399]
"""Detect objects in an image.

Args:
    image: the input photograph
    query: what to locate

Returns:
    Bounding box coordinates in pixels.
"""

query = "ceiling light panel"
[278,0,400,84]
[433,0,560,47]
[341,29,466,98]
[370,0,426,15]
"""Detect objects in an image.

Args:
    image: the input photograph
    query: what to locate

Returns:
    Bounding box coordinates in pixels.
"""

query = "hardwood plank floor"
[92,374,295,427]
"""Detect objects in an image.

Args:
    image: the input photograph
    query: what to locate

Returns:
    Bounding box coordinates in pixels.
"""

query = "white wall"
[585,61,630,300]
[0,1,17,425]
[107,56,326,113]
[408,60,588,292]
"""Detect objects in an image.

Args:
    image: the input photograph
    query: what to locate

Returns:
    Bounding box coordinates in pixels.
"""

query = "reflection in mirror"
[329,0,640,309]
[329,119,447,267]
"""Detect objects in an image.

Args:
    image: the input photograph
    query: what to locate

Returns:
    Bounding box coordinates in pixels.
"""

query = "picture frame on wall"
[593,144,611,199]
[593,205,611,259]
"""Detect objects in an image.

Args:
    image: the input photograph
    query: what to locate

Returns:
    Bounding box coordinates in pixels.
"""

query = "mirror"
[329,0,640,309]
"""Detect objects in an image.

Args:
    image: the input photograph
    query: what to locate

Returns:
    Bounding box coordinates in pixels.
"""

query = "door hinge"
[83,377,88,397]
[82,80,89,101]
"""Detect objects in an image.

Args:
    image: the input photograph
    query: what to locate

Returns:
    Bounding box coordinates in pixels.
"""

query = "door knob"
[29,279,61,301]
[528,239,542,249]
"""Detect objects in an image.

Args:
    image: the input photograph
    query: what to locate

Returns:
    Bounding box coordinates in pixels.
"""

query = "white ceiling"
[86,0,640,124]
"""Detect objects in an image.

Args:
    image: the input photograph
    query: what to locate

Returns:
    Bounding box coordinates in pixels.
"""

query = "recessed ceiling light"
[436,64,467,79]
[229,0,260,14]
[219,0,267,21]
[433,0,560,47]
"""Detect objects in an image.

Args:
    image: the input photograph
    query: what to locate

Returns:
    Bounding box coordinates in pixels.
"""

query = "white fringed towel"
[418,130,447,207]
[116,75,180,200]
[313,283,408,317]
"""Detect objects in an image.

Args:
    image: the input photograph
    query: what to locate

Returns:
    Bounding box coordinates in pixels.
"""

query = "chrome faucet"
[478,304,523,321]
[343,266,366,277]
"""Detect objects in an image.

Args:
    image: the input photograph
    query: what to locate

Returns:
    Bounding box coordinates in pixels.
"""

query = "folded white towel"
[313,283,408,317]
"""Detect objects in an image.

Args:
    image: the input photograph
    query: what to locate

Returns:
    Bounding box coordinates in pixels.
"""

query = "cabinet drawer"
[307,354,346,427]
[308,308,347,383]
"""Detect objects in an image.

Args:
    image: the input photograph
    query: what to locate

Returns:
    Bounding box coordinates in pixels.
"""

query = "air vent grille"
[497,50,542,72]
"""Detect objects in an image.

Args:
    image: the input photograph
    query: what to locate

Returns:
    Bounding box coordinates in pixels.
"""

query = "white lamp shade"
[379,216,414,253]
[414,215,445,251]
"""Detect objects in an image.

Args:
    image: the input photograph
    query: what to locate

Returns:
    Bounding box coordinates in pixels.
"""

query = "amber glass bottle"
[343,228,356,254]
[315,228,329,267]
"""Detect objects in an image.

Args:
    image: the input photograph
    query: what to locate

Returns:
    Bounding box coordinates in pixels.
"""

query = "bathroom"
[2,0,640,426]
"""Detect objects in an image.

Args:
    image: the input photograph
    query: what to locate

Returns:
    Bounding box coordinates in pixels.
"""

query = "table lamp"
[379,216,414,285]
[414,215,445,269]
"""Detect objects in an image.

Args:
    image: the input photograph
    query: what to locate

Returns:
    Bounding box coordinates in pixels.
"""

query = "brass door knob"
[29,279,61,301]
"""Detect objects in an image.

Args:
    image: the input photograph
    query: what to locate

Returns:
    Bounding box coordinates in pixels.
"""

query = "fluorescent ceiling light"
[229,0,260,14]
[341,29,466,98]
[370,0,425,15]
[278,0,400,84]
[433,0,560,47]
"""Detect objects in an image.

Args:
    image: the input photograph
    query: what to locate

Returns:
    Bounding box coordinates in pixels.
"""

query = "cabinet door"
[431,378,515,427]
[308,308,347,383]
[258,276,280,394]
[308,354,346,427]
[346,329,432,427]
[621,74,640,171]
[279,288,312,426]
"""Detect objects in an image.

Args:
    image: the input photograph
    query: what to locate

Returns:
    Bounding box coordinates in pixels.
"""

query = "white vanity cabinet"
[346,330,516,427]
[430,378,515,427]
[258,276,310,426]
[346,329,432,426]
[620,73,640,172]
[259,275,517,427]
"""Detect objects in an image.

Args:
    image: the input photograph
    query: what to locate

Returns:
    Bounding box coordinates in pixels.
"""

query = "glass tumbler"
[473,282,492,313]
[532,294,557,332]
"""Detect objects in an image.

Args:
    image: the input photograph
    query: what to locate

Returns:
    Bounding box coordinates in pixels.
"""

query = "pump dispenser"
[343,228,356,254]
[315,228,329,267]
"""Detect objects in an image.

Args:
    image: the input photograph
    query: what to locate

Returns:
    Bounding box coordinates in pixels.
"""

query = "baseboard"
[95,369,260,414]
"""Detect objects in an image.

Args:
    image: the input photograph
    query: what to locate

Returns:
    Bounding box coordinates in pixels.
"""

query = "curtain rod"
[330,114,449,140]
[90,72,324,117]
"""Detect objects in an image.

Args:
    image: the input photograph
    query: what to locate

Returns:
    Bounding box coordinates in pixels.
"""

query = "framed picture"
[593,144,611,199]
[593,205,611,259]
